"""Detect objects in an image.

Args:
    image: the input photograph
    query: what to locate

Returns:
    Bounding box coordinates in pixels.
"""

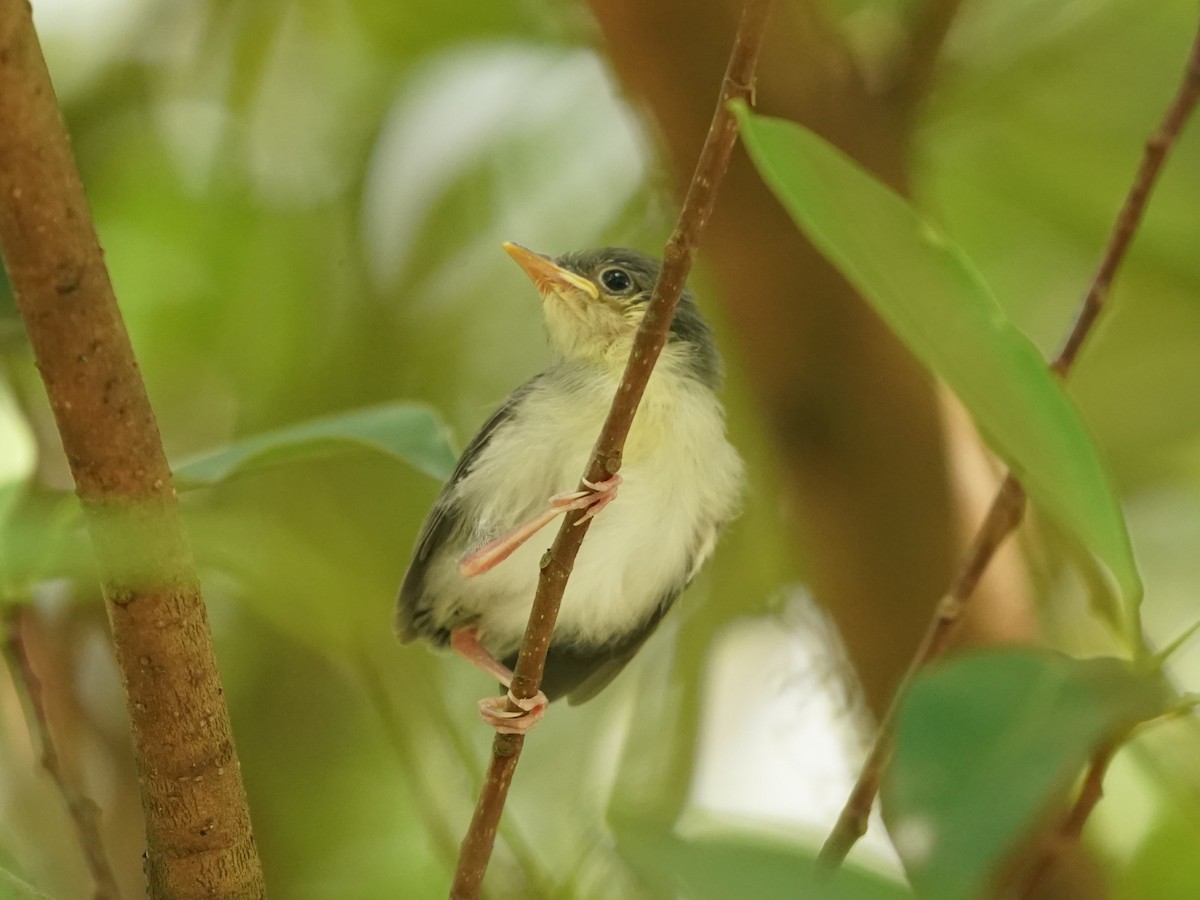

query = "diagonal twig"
[818,19,1200,870]
[1008,737,1120,900]
[447,2,775,896]
[3,607,122,900]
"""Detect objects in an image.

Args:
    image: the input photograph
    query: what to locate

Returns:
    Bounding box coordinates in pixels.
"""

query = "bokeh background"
[2,0,1199,897]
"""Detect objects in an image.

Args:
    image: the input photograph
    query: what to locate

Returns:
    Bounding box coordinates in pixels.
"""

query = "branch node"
[935,594,964,624]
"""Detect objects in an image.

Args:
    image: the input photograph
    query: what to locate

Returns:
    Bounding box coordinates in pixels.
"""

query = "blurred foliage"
[0,863,54,900]
[738,103,1141,613]
[0,0,1199,898]
[883,651,1168,899]
[615,819,912,899]
[173,402,458,488]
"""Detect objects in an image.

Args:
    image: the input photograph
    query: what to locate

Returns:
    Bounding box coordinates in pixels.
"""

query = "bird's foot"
[458,475,622,577]
[550,473,622,525]
[477,689,548,735]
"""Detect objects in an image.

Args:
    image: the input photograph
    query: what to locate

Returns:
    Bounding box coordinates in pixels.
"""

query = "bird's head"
[502,243,722,388]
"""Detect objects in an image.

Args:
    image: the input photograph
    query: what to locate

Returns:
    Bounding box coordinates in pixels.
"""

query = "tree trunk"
[0,4,265,897]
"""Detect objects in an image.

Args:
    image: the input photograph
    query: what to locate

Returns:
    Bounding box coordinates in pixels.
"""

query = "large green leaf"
[174,402,457,489]
[615,821,911,900]
[735,104,1142,614]
[882,650,1168,899]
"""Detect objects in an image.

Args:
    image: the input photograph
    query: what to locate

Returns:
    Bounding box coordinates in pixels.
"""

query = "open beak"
[503,242,599,301]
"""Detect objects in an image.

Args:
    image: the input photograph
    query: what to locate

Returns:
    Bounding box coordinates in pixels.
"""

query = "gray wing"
[395,378,540,645]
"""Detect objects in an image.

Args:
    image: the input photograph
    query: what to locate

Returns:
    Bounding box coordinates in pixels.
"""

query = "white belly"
[424,364,742,657]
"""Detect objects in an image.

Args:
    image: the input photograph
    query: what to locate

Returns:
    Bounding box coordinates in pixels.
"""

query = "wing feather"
[395,377,540,643]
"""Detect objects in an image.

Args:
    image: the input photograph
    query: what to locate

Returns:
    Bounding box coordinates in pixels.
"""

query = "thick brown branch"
[0,6,264,898]
[447,2,775,897]
[819,18,1200,872]
[4,608,122,900]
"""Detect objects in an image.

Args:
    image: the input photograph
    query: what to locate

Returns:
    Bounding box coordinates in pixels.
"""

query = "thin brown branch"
[1051,27,1200,375]
[447,2,775,896]
[3,607,122,900]
[0,6,264,898]
[818,18,1200,872]
[818,477,1026,865]
[1008,739,1120,900]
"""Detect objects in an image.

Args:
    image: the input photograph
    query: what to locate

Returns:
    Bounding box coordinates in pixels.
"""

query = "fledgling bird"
[396,243,743,732]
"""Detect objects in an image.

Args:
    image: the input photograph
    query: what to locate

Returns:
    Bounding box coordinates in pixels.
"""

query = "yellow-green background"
[1,0,1199,897]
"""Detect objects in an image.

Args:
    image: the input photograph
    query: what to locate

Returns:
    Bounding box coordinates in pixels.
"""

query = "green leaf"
[882,650,1169,900]
[174,403,457,489]
[734,104,1142,615]
[615,821,911,900]
[0,492,87,603]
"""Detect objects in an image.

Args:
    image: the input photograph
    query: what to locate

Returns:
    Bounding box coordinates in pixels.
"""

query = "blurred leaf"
[734,104,1143,617]
[0,864,54,900]
[1152,617,1200,667]
[0,492,86,603]
[1052,521,1128,637]
[882,650,1169,900]
[189,506,372,659]
[615,821,911,900]
[174,403,457,489]
[1116,804,1200,900]
[0,482,23,542]
[363,45,647,292]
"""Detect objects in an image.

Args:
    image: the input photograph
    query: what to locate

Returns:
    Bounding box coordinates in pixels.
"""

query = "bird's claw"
[555,474,621,525]
[459,476,624,578]
[549,474,621,511]
[477,689,549,734]
[581,475,621,493]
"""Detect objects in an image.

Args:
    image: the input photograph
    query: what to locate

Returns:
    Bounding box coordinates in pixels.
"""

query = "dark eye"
[600,267,633,293]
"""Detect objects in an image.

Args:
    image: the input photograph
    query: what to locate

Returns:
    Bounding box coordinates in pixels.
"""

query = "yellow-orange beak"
[502,242,599,301]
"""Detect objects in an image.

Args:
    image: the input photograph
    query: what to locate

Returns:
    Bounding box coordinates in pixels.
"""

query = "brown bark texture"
[0,3,264,898]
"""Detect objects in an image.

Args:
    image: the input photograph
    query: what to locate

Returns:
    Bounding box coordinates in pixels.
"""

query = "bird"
[396,242,743,733]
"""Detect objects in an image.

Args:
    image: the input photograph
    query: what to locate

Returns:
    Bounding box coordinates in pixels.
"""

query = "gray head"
[503,243,723,389]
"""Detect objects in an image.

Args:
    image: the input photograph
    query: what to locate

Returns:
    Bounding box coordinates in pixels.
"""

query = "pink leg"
[450,626,549,734]
[458,474,622,577]
[450,625,518,683]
